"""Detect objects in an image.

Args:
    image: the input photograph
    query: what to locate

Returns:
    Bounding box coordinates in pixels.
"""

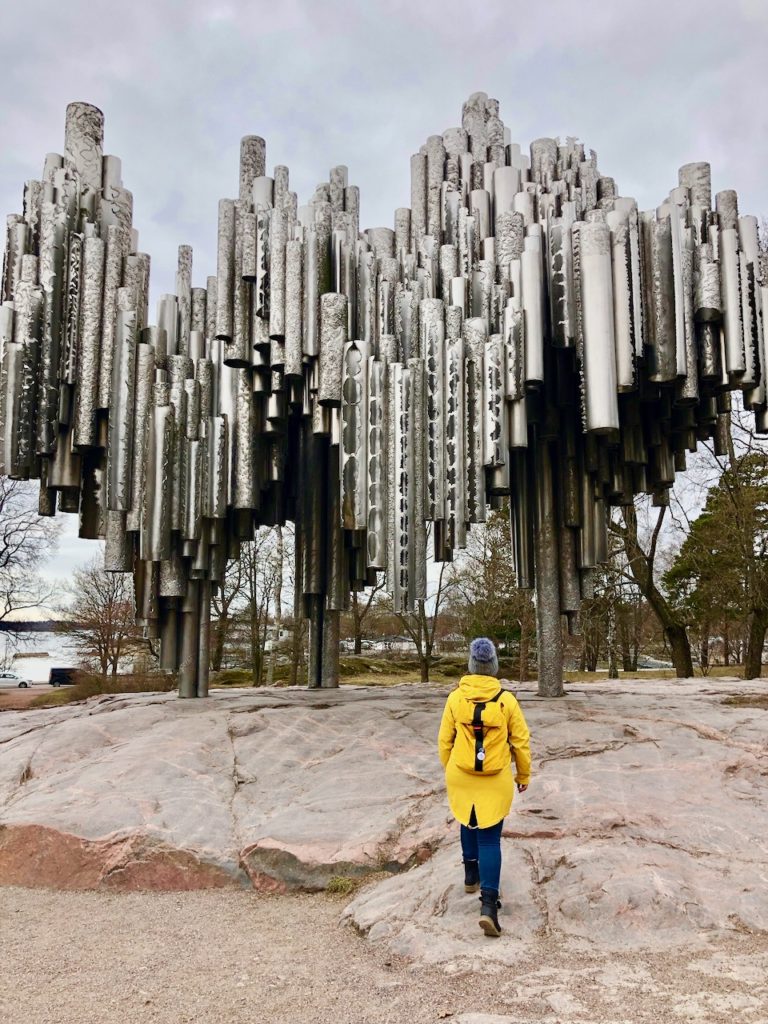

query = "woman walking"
[438,637,531,937]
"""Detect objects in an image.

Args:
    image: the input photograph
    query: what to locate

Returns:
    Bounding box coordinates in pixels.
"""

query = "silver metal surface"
[3,96,758,697]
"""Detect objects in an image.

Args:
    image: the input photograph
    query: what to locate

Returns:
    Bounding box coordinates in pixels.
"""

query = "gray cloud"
[2,0,766,574]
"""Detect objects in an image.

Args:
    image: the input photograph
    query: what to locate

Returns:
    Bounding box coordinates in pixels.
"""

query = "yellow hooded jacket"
[438,675,531,829]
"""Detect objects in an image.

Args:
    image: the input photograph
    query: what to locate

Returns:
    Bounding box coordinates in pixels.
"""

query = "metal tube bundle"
[1,95,764,693]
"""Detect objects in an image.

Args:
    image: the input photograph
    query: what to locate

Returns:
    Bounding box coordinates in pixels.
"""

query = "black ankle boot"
[463,859,479,893]
[479,888,502,937]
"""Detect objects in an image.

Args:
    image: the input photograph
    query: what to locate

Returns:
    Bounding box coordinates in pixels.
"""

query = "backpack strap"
[471,691,504,772]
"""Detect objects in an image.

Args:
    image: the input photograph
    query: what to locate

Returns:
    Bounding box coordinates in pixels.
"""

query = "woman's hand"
[516,783,528,793]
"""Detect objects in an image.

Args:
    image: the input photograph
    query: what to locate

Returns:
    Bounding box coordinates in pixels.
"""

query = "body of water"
[1,631,81,684]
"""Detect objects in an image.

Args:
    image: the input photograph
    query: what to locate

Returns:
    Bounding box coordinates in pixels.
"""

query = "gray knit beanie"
[468,637,499,676]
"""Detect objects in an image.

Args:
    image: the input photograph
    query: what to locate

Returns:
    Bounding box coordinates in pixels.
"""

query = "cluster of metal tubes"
[0,94,765,693]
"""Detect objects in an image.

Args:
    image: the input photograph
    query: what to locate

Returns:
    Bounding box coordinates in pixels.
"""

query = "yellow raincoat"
[438,675,531,828]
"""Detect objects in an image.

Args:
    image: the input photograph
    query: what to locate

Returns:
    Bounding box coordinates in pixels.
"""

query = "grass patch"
[325,875,360,897]
[29,671,177,708]
[564,666,756,683]
[28,687,73,707]
[722,694,768,710]
[210,668,255,687]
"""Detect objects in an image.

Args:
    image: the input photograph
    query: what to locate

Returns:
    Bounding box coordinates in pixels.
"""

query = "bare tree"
[349,575,386,653]
[216,528,283,685]
[266,525,284,685]
[389,555,452,682]
[62,556,145,675]
[280,523,308,686]
[0,479,60,621]
[611,501,694,677]
[445,506,536,681]
[210,556,249,671]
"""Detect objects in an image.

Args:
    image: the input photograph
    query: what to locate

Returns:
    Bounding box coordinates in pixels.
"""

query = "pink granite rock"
[343,678,768,957]
[0,687,452,893]
[1,677,767,964]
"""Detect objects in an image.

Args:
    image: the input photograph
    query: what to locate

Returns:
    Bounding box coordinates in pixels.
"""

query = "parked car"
[48,667,77,687]
[0,670,30,688]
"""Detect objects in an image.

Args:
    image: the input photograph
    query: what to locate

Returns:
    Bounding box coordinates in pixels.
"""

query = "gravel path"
[3,887,767,1024]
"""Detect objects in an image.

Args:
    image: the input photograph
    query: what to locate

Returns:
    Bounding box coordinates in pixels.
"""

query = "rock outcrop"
[1,678,767,959]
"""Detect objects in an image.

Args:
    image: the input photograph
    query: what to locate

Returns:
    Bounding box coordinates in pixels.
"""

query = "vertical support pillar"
[197,579,211,697]
[178,579,199,698]
[321,608,340,687]
[159,601,179,674]
[533,434,565,697]
[307,594,323,689]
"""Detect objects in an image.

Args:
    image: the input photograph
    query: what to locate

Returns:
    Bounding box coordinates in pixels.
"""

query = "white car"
[0,670,30,688]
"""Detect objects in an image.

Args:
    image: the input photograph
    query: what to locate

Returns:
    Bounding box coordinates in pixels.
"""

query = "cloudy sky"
[1,0,767,584]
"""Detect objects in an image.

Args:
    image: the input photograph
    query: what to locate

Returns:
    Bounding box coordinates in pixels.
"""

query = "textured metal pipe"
[107,293,138,511]
[533,436,564,696]
[389,362,411,612]
[463,316,487,523]
[366,356,387,569]
[409,356,427,604]
[71,237,103,450]
[268,206,287,343]
[98,225,130,409]
[580,221,619,432]
[240,136,266,204]
[284,238,303,378]
[64,102,103,196]
[445,329,465,550]
[484,332,508,478]
[606,208,635,391]
[142,386,173,562]
[127,339,155,532]
[104,510,132,572]
[521,231,545,384]
[420,298,445,520]
[341,341,368,530]
[318,292,347,406]
[215,199,235,341]
[36,201,64,453]
[410,152,427,253]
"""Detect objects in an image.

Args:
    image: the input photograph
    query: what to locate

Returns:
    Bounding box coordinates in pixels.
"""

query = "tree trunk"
[211,620,225,672]
[289,619,305,686]
[607,600,618,679]
[617,505,693,679]
[621,634,632,673]
[250,610,260,685]
[351,591,363,654]
[699,630,710,676]
[420,656,430,682]
[267,526,283,687]
[519,628,529,682]
[667,624,694,677]
[744,607,768,679]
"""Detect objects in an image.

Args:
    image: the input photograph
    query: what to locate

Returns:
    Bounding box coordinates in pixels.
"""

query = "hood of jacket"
[457,674,502,702]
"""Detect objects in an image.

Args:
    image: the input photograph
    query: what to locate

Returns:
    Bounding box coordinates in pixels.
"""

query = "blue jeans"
[460,816,504,892]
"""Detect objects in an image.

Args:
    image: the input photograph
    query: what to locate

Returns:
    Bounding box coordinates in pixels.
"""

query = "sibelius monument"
[0,93,765,697]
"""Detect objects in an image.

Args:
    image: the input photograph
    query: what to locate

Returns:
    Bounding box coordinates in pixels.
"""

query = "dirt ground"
[0,684,51,711]
[2,887,767,1024]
